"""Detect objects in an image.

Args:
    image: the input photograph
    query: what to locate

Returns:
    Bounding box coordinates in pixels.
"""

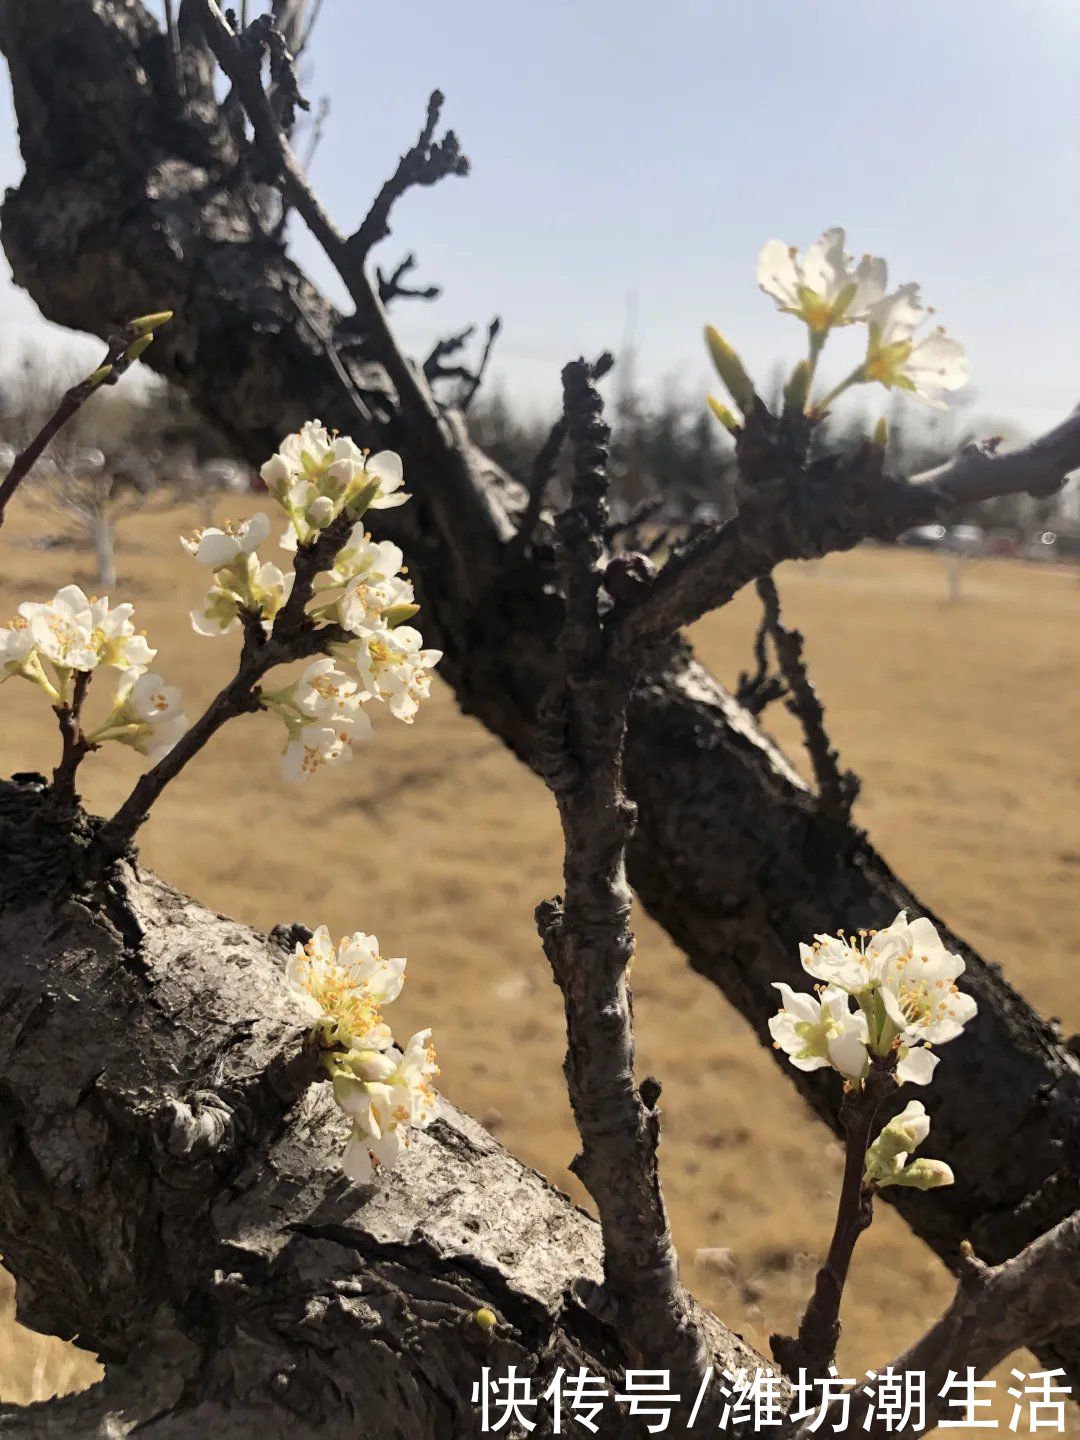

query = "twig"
[773,1060,898,1380]
[423,326,474,385]
[190,1,443,439]
[52,671,95,807]
[459,316,501,412]
[505,350,613,566]
[347,89,470,261]
[0,317,170,530]
[376,253,441,306]
[92,510,358,863]
[816,1210,1080,1437]
[613,403,1080,659]
[534,358,710,1414]
[734,601,786,716]
[756,575,859,813]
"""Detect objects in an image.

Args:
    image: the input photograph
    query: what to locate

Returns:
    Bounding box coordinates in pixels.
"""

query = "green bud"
[707,395,740,434]
[85,364,114,389]
[871,417,889,449]
[886,1157,955,1191]
[385,603,420,628]
[703,326,756,415]
[345,477,383,519]
[783,360,812,415]
[124,334,155,362]
[128,310,174,337]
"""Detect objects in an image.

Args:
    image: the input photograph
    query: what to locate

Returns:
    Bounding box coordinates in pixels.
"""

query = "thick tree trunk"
[0,0,1077,1385]
[0,777,760,1436]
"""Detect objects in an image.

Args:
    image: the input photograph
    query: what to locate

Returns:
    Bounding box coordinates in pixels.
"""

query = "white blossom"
[757,228,887,333]
[189,559,293,637]
[262,420,409,548]
[281,723,358,782]
[89,672,188,761]
[335,571,417,635]
[181,513,271,569]
[862,285,968,408]
[769,982,869,1080]
[21,585,98,673]
[797,911,975,1085]
[334,1028,440,1183]
[0,614,49,693]
[874,914,979,1047]
[344,625,442,723]
[284,925,401,1049]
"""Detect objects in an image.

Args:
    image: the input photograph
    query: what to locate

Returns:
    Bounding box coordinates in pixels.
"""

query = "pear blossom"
[757,228,887,334]
[284,925,402,1050]
[262,420,409,549]
[290,656,360,719]
[87,597,156,675]
[181,512,270,569]
[861,284,968,408]
[874,915,978,1047]
[189,559,293,636]
[769,982,869,1081]
[0,616,41,682]
[281,722,360,782]
[335,570,417,635]
[88,672,188,761]
[21,585,98,673]
[797,912,975,1085]
[334,1028,440,1183]
[265,657,373,781]
[344,625,442,723]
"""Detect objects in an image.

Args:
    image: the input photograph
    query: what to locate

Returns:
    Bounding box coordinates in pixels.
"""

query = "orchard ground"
[1,497,1078,1431]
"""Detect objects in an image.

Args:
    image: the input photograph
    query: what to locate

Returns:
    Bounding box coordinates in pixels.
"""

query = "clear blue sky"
[2,0,1078,436]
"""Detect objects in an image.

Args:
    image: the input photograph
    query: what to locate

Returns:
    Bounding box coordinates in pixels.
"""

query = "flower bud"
[871,416,889,449]
[306,495,335,530]
[124,334,156,363]
[384,603,421,628]
[707,395,740,433]
[85,364,114,389]
[783,360,812,415]
[127,310,174,337]
[704,326,757,415]
[889,1157,955,1190]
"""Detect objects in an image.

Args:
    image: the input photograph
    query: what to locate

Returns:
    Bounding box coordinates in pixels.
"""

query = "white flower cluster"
[0,584,187,761]
[285,925,439,1183]
[704,227,967,428]
[183,421,441,782]
[770,911,977,1192]
[756,227,968,409]
[769,911,976,1088]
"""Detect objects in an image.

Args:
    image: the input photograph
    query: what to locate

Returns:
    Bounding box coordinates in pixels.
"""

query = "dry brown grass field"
[1,494,1077,1430]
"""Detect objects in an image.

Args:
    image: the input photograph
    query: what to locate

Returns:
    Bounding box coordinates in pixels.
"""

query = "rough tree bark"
[0,0,1077,1386]
[0,777,760,1436]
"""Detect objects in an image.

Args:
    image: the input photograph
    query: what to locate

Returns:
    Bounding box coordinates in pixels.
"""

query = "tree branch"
[614,414,1080,658]
[347,89,470,261]
[0,315,170,529]
[535,359,711,1414]
[505,350,614,564]
[376,252,441,306]
[830,1211,1080,1437]
[756,575,860,815]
